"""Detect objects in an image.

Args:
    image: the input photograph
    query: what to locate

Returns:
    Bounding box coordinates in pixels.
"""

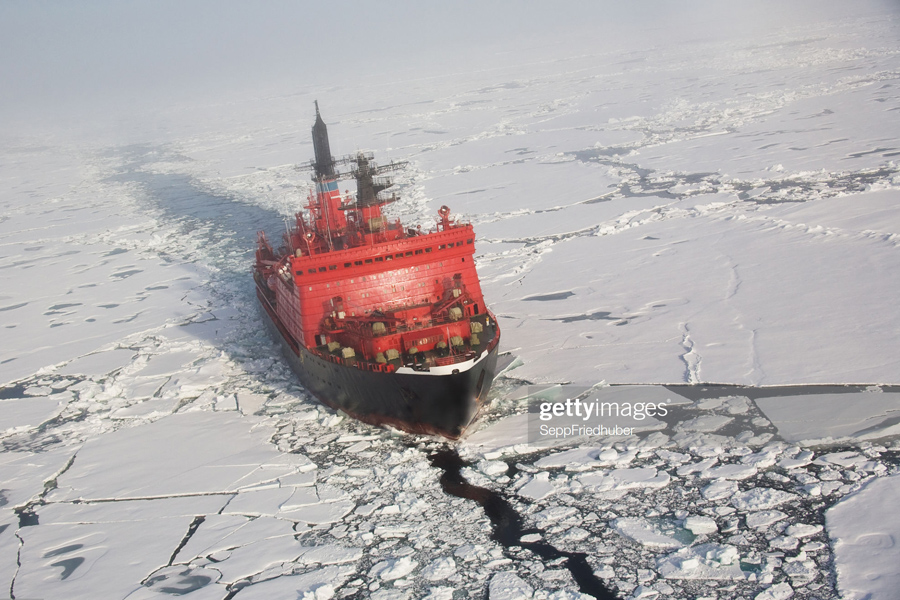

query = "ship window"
[354,260,363,266]
[308,268,316,274]
[456,241,463,247]
[344,262,352,268]
[385,255,393,261]
[375,256,383,262]
[438,244,445,250]
[396,253,403,259]
[295,270,302,276]
[405,251,413,257]
[415,249,423,255]
[365,258,373,264]
[425,247,432,253]
[318,267,327,272]
[329,265,337,270]
[467,239,473,244]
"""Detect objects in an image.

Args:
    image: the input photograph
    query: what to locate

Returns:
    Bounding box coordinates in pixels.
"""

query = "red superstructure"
[253,104,500,438]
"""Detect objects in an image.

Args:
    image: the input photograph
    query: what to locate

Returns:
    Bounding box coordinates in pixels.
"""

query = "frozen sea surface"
[2,4,900,599]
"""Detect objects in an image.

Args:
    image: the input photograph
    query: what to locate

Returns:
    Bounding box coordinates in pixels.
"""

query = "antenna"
[283,216,294,253]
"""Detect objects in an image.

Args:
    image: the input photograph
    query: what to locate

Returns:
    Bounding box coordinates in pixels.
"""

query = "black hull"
[258,299,499,439]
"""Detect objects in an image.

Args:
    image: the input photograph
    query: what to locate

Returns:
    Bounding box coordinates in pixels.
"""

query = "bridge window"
[425,247,432,253]
[467,239,473,244]
[405,251,413,257]
[308,268,316,274]
[318,267,327,272]
[329,265,337,270]
[354,260,363,266]
[415,249,423,255]
[375,256,383,262]
[344,262,352,268]
[365,258,373,264]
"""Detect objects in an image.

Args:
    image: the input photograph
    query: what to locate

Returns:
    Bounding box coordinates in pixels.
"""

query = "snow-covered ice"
[3,2,900,599]
[827,474,900,600]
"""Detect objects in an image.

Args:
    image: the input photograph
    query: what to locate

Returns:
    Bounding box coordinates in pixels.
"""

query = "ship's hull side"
[258,295,499,439]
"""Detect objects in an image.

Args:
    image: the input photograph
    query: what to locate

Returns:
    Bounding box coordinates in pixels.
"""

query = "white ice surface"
[0,395,68,432]
[47,411,300,502]
[756,391,900,444]
[15,496,227,600]
[827,474,900,600]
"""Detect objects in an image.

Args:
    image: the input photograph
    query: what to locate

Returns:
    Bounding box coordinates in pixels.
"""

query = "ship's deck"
[312,311,500,375]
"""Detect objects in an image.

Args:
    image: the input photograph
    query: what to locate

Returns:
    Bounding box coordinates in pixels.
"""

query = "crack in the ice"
[13,450,79,527]
[167,515,206,566]
[9,531,23,600]
[746,327,764,386]
[679,323,701,384]
[71,491,236,504]
[217,493,239,515]
[724,258,742,301]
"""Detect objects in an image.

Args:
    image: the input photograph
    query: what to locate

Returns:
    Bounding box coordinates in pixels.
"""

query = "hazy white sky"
[2,0,896,138]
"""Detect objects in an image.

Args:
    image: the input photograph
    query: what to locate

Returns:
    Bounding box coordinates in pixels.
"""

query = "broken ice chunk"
[702,463,757,480]
[746,510,788,530]
[785,523,823,538]
[533,506,579,529]
[754,581,794,600]
[683,516,718,535]
[368,556,417,581]
[769,536,800,551]
[678,415,733,432]
[611,517,684,550]
[730,488,798,511]
[656,543,744,580]
[421,557,457,581]
[518,472,556,500]
[489,571,534,600]
[701,480,738,501]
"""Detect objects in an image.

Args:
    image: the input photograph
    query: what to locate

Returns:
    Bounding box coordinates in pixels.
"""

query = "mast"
[312,101,335,178]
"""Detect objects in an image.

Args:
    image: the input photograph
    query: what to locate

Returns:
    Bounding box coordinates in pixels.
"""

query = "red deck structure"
[253,104,500,438]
